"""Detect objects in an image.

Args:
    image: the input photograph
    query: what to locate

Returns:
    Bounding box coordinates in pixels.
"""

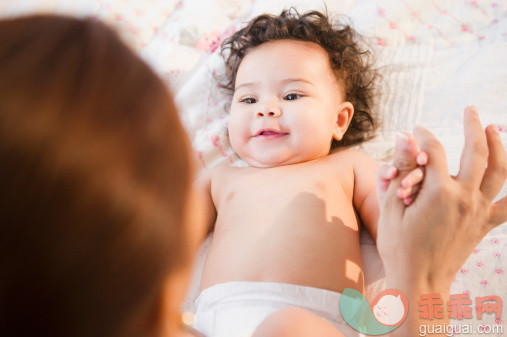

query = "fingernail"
[491,124,499,134]
[395,132,409,149]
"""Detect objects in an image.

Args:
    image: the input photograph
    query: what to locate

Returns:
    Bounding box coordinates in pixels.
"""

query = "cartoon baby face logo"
[371,289,409,327]
[340,288,409,335]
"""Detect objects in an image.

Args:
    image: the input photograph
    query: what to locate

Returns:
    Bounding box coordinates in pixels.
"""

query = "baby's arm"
[194,169,217,238]
[352,152,381,243]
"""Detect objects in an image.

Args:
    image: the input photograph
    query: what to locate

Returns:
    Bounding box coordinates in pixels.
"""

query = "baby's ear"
[333,101,354,141]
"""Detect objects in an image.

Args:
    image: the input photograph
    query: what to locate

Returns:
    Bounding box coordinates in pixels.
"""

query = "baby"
[192,9,426,337]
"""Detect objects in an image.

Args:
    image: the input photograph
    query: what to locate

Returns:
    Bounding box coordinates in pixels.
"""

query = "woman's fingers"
[456,106,489,189]
[480,124,507,202]
[413,125,449,182]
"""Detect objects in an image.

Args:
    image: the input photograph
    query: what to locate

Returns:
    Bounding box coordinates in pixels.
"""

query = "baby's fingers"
[403,195,416,206]
[398,184,421,204]
[397,167,423,200]
[401,167,424,188]
[397,185,412,199]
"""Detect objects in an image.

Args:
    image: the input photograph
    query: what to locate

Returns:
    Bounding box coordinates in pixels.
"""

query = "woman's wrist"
[385,263,452,295]
[385,275,451,301]
[384,271,452,337]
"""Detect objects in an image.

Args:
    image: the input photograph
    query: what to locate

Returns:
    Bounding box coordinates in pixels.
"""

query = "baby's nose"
[257,104,282,118]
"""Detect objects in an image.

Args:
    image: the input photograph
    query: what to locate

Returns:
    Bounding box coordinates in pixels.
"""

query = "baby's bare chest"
[212,160,357,231]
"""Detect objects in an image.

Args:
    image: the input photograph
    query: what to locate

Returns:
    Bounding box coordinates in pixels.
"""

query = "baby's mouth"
[254,129,289,140]
[259,131,282,136]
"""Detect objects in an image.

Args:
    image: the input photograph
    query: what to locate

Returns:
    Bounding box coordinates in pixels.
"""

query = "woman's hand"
[378,105,507,294]
[378,106,507,285]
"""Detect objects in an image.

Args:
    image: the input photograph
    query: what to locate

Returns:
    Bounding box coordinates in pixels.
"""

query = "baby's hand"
[377,132,428,206]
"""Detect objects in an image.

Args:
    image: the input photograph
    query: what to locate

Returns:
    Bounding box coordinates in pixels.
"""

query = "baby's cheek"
[227,117,247,152]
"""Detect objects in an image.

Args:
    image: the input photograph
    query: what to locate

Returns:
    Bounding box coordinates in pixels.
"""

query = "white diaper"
[193,281,365,337]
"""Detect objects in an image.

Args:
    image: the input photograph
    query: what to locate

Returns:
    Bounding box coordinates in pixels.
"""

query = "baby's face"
[228,40,352,167]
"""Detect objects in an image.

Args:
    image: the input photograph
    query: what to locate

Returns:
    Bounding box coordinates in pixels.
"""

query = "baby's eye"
[240,97,257,104]
[284,93,302,101]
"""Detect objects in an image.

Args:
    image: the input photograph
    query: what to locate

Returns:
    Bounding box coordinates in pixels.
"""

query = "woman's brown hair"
[220,8,379,149]
[0,15,192,337]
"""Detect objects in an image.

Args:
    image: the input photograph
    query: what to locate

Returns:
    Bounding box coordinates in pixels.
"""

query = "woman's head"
[0,15,199,337]
[220,9,378,152]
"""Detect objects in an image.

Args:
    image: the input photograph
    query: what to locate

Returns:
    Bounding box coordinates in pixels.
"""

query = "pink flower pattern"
[375,0,503,47]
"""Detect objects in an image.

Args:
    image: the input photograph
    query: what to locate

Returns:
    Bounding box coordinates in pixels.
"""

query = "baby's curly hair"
[219,8,379,149]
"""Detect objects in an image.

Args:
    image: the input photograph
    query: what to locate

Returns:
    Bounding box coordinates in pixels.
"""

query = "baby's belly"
[200,199,364,294]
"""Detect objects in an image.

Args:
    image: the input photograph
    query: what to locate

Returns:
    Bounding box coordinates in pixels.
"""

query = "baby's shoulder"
[196,165,235,198]
[327,149,378,181]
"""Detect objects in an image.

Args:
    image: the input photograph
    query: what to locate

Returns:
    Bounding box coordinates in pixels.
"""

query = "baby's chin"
[233,143,328,168]
[248,161,293,168]
[241,154,312,168]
